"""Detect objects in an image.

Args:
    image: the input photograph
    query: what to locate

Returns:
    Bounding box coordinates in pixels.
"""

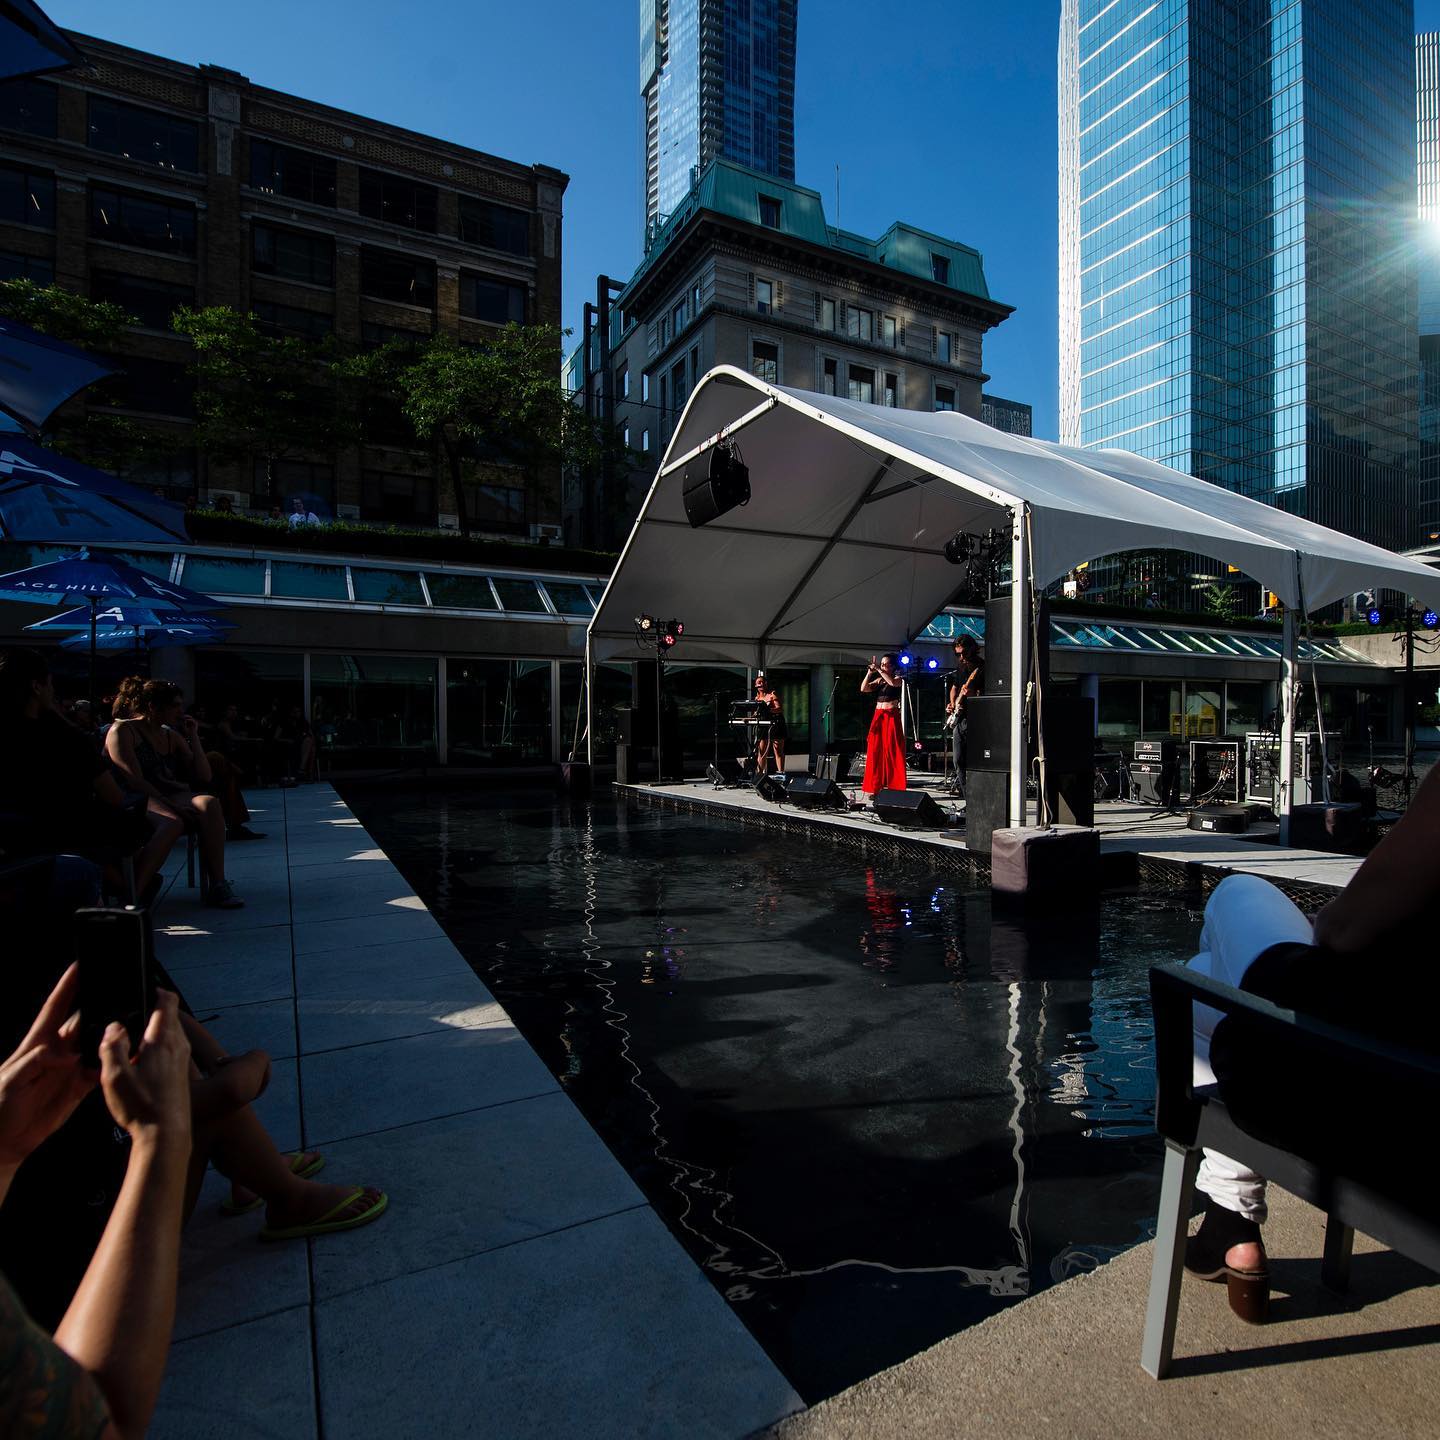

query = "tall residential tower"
[641,0,797,234]
[1059,0,1418,559]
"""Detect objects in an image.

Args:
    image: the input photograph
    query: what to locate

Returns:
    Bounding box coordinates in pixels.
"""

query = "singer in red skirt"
[860,653,907,795]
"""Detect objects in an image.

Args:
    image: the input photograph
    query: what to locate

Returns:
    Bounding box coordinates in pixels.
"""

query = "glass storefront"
[447,658,551,765]
[560,660,634,759]
[310,654,437,766]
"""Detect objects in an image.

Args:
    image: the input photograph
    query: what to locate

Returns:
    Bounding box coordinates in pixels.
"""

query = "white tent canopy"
[589,366,1440,834]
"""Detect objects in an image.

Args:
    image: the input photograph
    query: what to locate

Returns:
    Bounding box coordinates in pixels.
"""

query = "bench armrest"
[1149,961,1440,1146]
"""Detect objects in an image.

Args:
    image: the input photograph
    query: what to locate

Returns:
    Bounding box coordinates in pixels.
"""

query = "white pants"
[1186,874,1314,1223]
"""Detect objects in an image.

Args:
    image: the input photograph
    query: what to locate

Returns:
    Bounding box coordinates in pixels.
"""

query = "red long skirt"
[862,707,907,794]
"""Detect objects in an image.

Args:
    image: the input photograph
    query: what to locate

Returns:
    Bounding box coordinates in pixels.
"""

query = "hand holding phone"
[75,908,155,1070]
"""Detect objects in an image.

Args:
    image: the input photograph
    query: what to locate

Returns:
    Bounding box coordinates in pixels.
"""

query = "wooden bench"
[1141,960,1440,1377]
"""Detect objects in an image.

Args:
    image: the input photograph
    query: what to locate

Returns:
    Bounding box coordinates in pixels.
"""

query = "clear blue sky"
[45,1,1440,441]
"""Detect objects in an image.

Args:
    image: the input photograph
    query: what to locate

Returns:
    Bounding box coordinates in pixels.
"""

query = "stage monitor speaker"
[872,789,947,828]
[815,750,853,783]
[706,759,746,787]
[787,775,846,810]
[683,444,752,528]
[965,770,1009,853]
[985,594,1050,696]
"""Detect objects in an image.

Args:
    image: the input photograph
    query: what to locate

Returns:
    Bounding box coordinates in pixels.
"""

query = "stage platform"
[611,774,1365,908]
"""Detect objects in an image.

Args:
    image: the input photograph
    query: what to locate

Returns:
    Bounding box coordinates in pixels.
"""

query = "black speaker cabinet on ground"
[985,594,1051,696]
[787,775,847,810]
[1188,804,1250,834]
[872,789,947,828]
[706,758,746,787]
[683,444,752,527]
[965,770,1010,853]
[967,696,1011,770]
[815,750,854,783]
[1046,769,1094,828]
[1129,759,1181,807]
[615,741,633,785]
[1289,802,1366,853]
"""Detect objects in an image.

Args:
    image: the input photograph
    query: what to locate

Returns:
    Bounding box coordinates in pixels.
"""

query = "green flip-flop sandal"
[259,1187,389,1242]
[219,1152,325,1216]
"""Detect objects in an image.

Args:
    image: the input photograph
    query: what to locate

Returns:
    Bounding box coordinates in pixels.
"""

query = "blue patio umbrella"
[0,435,188,544]
[0,0,84,81]
[26,602,235,634]
[57,621,231,653]
[0,548,221,704]
[0,317,116,436]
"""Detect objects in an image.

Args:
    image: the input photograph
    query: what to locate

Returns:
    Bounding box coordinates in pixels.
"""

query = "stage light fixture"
[899,653,912,667]
[636,614,655,631]
[1367,607,1384,627]
[925,656,939,671]
[943,531,972,566]
[1425,610,1439,630]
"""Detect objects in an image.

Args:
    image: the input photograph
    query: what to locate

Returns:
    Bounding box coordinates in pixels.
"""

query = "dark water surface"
[344,787,1202,1401]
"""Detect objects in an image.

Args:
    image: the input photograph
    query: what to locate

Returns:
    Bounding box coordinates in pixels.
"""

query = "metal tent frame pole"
[1278,601,1298,846]
[1008,506,1029,829]
[584,632,594,767]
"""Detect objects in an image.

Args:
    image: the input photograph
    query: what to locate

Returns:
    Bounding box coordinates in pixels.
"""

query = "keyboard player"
[754,672,786,775]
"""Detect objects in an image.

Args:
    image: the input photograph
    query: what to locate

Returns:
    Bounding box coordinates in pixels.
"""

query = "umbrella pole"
[88,596,98,711]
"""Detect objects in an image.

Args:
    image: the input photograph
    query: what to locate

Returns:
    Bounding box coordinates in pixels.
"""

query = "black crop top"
[874,681,902,703]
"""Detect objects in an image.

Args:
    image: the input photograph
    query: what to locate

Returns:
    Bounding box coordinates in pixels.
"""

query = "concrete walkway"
[146,784,801,1440]
[764,1187,1440,1440]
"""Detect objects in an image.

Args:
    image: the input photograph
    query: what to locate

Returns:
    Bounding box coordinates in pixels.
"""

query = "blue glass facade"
[1060,1,1418,558]
[642,0,797,232]
[1418,32,1440,541]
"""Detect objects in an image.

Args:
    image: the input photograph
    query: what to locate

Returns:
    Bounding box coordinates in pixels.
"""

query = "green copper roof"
[624,158,993,304]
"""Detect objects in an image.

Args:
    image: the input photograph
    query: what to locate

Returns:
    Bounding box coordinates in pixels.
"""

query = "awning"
[590,366,1440,667]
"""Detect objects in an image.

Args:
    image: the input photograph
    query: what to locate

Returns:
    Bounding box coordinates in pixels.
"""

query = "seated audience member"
[0,968,192,1440]
[1183,764,1440,1323]
[0,650,180,903]
[277,704,318,782]
[106,679,244,909]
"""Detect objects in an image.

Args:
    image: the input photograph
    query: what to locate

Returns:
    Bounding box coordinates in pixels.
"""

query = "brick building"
[565,158,1012,548]
[0,32,567,535]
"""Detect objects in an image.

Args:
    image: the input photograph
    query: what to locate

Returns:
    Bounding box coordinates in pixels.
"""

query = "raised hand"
[99,990,192,1152]
[0,964,98,1172]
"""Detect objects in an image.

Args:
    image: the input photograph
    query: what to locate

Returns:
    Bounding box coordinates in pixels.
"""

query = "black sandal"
[1185,1204,1270,1324]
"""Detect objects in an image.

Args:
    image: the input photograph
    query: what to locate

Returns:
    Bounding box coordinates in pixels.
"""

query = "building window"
[361,247,436,307]
[690,280,702,314]
[358,169,438,233]
[758,194,782,228]
[90,271,194,331]
[252,223,333,286]
[937,330,953,364]
[107,356,194,417]
[362,469,436,526]
[690,345,699,386]
[0,164,54,229]
[659,374,668,414]
[251,299,333,339]
[934,384,955,412]
[642,428,650,451]
[459,271,525,324]
[249,139,336,207]
[361,320,429,349]
[883,372,898,407]
[0,252,53,284]
[820,297,836,331]
[623,425,631,448]
[642,371,651,403]
[881,315,897,348]
[87,95,200,172]
[619,365,630,399]
[258,458,335,510]
[931,252,950,285]
[475,485,527,531]
[457,196,529,255]
[847,365,874,403]
[755,277,773,314]
[90,186,196,256]
[671,299,686,334]
[123,447,196,501]
[847,306,873,342]
[822,357,837,395]
[0,79,57,138]
[671,356,688,407]
[752,340,779,384]
[660,317,669,346]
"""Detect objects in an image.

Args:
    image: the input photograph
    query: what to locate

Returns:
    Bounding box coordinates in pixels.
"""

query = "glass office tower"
[641,0,797,233]
[1419,31,1440,542]
[1060,1,1418,562]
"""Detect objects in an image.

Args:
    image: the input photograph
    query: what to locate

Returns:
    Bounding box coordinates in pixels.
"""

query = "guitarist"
[946,636,984,794]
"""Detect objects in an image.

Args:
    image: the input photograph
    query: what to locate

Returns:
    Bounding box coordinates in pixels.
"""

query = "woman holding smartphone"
[860,654,907,796]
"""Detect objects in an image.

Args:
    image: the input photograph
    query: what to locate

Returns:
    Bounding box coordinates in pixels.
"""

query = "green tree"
[0,278,165,471]
[172,305,349,505]
[1201,580,1242,626]
[343,325,618,538]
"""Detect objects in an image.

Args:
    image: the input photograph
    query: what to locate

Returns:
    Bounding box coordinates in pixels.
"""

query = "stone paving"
[146,784,802,1440]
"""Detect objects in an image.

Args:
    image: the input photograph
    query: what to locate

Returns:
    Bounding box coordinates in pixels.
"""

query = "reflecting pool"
[345,788,1201,1401]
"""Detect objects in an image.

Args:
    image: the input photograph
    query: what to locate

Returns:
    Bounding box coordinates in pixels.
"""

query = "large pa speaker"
[683,444,751,528]
[786,775,846,810]
[985,594,1050,697]
[965,770,1010,853]
[872,789,947,828]
[1045,769,1094,828]
[967,696,1010,771]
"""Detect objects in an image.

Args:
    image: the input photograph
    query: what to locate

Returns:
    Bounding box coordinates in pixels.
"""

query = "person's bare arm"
[1313,763,1440,954]
[52,992,192,1440]
[174,719,212,787]
[104,723,173,809]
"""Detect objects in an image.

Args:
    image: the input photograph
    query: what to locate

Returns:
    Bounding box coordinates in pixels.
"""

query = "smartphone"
[74,907,156,1069]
